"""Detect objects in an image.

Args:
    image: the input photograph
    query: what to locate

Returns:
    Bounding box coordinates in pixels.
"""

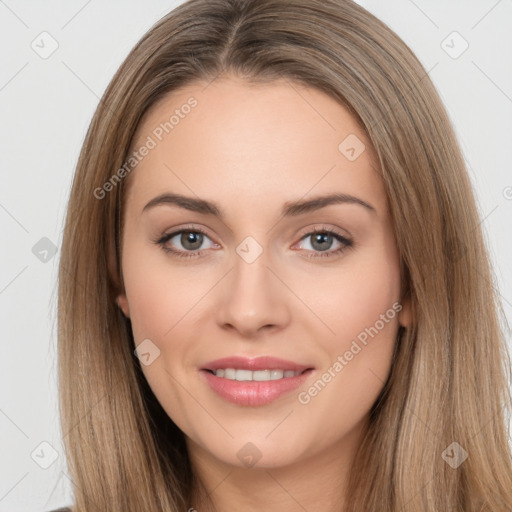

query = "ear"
[398,294,412,328]
[107,216,131,318]
[117,293,130,318]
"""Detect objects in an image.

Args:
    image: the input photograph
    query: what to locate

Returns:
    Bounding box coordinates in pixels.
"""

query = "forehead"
[124,76,387,217]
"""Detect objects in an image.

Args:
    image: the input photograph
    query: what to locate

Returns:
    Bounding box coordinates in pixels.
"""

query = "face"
[117,75,411,469]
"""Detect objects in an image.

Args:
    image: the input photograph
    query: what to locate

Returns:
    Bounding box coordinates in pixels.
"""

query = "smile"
[209,368,304,381]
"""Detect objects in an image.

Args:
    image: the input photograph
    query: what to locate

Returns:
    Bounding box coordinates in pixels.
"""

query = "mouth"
[199,356,315,406]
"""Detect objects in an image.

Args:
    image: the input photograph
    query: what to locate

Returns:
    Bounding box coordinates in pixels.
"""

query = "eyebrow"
[142,192,377,217]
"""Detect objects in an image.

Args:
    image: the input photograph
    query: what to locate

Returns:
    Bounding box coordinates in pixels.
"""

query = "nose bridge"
[215,237,290,335]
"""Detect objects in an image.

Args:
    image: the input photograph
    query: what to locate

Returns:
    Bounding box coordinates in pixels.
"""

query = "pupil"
[182,232,202,250]
[312,233,332,251]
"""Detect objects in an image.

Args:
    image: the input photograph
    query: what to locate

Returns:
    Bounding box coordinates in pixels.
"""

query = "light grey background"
[1,1,511,510]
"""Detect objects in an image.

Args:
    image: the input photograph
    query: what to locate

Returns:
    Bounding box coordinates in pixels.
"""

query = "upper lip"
[202,356,313,372]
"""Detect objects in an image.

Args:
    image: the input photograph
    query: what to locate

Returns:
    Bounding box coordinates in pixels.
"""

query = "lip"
[200,369,314,406]
[202,356,312,372]
[200,356,314,406]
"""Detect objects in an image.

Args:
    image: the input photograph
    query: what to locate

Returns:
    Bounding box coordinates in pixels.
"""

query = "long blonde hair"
[57,0,512,510]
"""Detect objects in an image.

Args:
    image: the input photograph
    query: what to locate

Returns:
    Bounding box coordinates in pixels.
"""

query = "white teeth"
[253,370,270,381]
[235,369,253,381]
[212,368,302,381]
[224,368,236,379]
[270,369,284,380]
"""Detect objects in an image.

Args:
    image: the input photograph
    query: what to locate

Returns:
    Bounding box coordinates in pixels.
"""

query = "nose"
[215,246,291,338]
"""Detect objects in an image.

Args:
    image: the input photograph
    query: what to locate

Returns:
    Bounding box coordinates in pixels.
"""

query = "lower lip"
[200,369,313,406]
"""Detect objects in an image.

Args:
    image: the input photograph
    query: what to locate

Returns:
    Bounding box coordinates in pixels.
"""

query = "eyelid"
[155,224,218,250]
[154,223,353,259]
[156,223,350,244]
[157,223,216,242]
[294,224,350,243]
[291,225,353,257]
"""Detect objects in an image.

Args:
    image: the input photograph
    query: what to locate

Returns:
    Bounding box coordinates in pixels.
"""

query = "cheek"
[121,242,219,407]
[296,239,402,348]
[122,241,206,342]
[121,246,207,432]
[295,245,402,438]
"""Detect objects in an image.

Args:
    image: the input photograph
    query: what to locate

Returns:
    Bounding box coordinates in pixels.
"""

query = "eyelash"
[153,225,353,260]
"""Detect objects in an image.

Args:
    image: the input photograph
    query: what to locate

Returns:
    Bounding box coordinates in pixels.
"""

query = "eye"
[153,225,353,260]
[295,227,353,259]
[154,226,218,259]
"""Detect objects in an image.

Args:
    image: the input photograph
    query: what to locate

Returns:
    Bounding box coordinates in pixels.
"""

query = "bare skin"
[117,75,411,512]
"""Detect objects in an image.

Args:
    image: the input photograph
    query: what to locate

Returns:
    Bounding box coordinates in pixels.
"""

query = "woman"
[54,0,512,510]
